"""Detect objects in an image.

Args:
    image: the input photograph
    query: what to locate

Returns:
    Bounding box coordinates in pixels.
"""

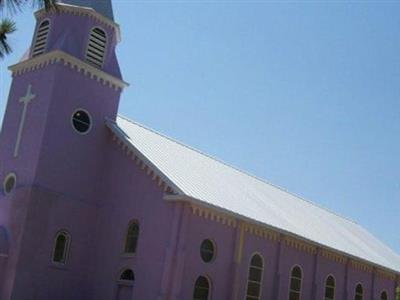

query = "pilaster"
[170,203,191,299]
[158,203,185,300]
[273,234,284,300]
[312,247,321,300]
[370,267,376,300]
[343,258,350,300]
[230,221,245,300]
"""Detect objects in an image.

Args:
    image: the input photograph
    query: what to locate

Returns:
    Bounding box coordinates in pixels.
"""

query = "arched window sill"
[49,263,69,271]
[117,280,134,287]
[120,253,136,259]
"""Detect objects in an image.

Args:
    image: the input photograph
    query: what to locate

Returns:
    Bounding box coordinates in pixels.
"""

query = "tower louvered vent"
[32,20,50,57]
[86,27,107,68]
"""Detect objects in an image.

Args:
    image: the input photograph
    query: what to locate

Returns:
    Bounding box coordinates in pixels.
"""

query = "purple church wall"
[238,230,280,299]
[0,2,399,300]
[315,255,347,299]
[180,213,237,299]
[91,140,178,300]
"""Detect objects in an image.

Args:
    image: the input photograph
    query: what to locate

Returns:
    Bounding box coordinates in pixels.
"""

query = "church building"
[0,1,399,299]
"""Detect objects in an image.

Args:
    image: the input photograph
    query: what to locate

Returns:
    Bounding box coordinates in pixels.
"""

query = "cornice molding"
[283,236,317,255]
[376,268,397,281]
[190,204,238,227]
[243,222,279,241]
[106,121,181,195]
[350,260,374,273]
[8,50,129,91]
[321,249,347,264]
[35,3,121,42]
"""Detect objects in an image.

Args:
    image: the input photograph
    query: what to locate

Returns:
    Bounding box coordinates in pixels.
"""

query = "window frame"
[118,268,135,287]
[193,275,212,300]
[85,26,108,68]
[31,19,51,57]
[3,172,17,195]
[71,108,92,135]
[123,220,140,256]
[288,265,303,300]
[324,274,336,300]
[354,283,363,300]
[245,252,264,300]
[200,239,216,263]
[51,230,71,265]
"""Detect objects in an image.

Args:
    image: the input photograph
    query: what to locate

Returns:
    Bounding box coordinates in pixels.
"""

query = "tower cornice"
[34,3,121,42]
[9,50,129,91]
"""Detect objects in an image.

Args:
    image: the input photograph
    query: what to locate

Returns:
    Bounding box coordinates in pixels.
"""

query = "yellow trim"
[191,205,237,227]
[350,260,373,273]
[9,50,128,91]
[244,223,279,241]
[321,249,347,264]
[283,236,317,255]
[236,222,245,264]
[376,268,396,280]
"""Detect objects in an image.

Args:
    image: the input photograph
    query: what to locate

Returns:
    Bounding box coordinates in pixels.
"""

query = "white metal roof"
[111,116,400,273]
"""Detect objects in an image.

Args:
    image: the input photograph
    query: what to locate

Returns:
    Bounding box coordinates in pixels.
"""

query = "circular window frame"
[200,239,216,263]
[3,173,17,195]
[71,109,92,135]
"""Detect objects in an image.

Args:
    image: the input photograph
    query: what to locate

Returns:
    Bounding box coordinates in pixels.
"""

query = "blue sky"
[1,1,399,253]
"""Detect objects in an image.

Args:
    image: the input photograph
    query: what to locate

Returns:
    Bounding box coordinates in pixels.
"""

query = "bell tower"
[0,1,127,299]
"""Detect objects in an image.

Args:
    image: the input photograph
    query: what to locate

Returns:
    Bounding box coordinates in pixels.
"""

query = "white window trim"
[323,274,336,300]
[245,252,264,300]
[85,26,108,69]
[3,172,17,195]
[117,268,135,286]
[193,275,212,300]
[354,282,364,300]
[71,108,92,135]
[31,19,51,57]
[123,220,140,256]
[200,239,217,263]
[51,230,71,265]
[288,264,303,300]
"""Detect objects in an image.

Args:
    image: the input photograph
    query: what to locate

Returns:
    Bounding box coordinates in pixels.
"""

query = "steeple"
[59,0,114,20]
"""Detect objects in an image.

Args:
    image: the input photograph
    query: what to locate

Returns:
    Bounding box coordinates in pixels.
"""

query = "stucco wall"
[179,211,398,300]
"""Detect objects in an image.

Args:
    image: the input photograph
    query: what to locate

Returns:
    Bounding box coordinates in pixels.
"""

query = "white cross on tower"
[14,84,36,158]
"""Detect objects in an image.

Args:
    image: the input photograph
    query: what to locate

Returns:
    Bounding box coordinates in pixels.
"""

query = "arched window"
[124,221,139,254]
[245,254,264,300]
[52,231,70,264]
[120,269,135,282]
[289,266,302,300]
[86,27,107,68]
[32,20,50,57]
[355,284,363,300]
[380,291,388,300]
[193,276,210,300]
[324,275,336,300]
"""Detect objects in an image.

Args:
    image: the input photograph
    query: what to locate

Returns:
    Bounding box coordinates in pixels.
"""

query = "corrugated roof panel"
[113,116,400,273]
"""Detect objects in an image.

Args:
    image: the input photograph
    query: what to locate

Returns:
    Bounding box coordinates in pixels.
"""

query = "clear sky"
[1,1,399,253]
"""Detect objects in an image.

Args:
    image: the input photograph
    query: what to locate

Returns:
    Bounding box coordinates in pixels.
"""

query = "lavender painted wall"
[0,2,398,300]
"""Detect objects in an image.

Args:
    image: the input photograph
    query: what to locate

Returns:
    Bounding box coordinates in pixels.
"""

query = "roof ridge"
[117,114,360,226]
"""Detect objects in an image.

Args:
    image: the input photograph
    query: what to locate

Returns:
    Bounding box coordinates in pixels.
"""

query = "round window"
[3,173,16,194]
[200,239,215,263]
[71,110,91,134]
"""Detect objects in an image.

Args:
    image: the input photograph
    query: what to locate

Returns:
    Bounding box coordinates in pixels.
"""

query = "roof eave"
[164,193,400,276]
